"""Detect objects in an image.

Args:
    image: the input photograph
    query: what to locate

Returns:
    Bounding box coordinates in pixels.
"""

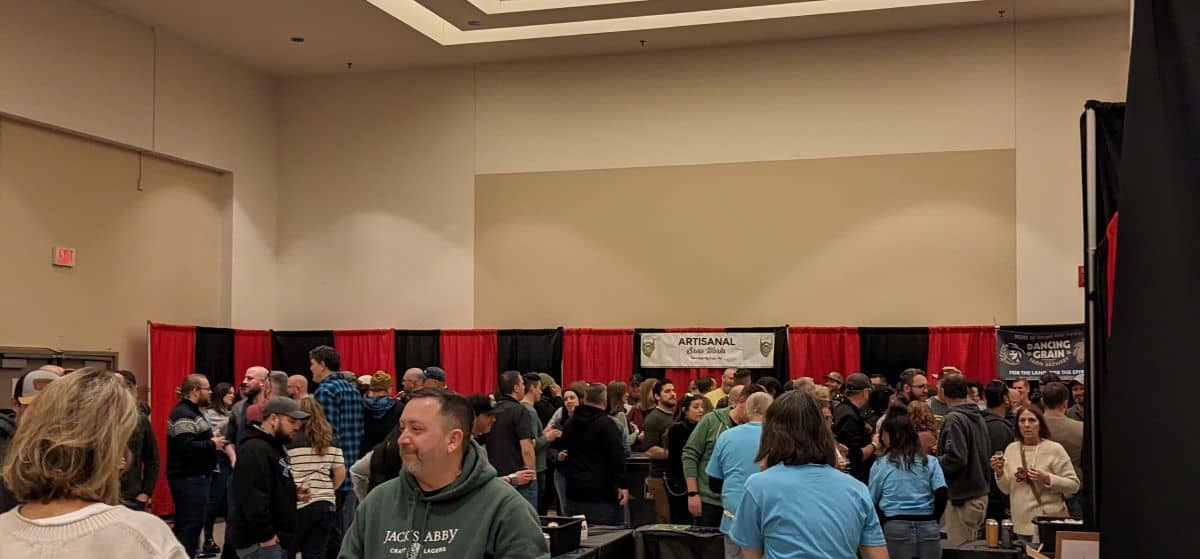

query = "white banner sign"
[640,332,775,368]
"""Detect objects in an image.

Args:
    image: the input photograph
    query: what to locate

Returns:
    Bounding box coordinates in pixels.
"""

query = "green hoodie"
[339,440,549,559]
[681,407,735,506]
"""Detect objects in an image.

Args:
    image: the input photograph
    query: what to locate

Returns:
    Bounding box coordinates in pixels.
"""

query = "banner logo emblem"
[759,339,773,359]
[642,337,656,358]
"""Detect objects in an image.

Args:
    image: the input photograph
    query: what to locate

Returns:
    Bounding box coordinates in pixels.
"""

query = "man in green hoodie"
[682,384,756,527]
[340,389,548,559]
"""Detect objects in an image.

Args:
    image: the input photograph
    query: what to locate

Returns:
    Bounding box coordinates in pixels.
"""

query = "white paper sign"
[639,332,775,368]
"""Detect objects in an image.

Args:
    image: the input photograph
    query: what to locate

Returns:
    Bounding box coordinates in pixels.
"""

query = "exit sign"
[53,246,76,267]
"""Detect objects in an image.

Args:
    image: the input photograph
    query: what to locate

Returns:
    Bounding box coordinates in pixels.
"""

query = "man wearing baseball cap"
[421,366,447,390]
[230,397,310,559]
[361,372,401,451]
[832,373,877,483]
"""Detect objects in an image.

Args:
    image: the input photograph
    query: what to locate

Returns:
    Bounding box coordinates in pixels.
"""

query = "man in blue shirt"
[309,345,365,556]
[706,392,772,559]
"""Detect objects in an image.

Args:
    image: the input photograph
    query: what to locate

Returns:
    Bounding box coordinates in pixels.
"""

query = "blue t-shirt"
[868,454,947,518]
[730,463,885,559]
[705,422,764,534]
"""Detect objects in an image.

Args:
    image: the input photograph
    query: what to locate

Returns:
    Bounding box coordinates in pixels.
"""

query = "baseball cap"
[263,397,310,420]
[357,374,373,386]
[14,368,59,405]
[466,394,495,416]
[843,373,871,392]
[422,366,446,383]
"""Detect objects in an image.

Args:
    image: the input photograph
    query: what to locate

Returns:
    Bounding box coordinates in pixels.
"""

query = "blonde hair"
[810,385,831,403]
[298,396,334,456]
[2,367,137,505]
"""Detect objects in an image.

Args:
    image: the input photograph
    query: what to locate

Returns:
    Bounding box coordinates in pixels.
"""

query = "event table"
[552,525,635,559]
[942,540,1028,558]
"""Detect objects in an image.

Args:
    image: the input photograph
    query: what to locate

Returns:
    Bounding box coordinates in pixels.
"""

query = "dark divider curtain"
[194,327,234,387]
[395,330,441,371]
[787,327,860,383]
[334,330,396,385]
[497,328,563,382]
[148,323,196,516]
[439,330,498,396]
[562,328,634,387]
[272,330,334,391]
[925,326,996,383]
[858,327,930,385]
[732,326,789,382]
[1104,2,1200,552]
[233,330,272,386]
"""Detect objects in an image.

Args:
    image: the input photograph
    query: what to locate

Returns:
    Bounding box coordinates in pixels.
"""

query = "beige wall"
[0,119,229,379]
[279,15,1127,328]
[0,0,279,334]
[476,150,1017,328]
[276,68,477,329]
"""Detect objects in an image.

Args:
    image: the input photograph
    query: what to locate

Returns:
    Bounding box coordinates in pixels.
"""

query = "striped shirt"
[286,434,345,508]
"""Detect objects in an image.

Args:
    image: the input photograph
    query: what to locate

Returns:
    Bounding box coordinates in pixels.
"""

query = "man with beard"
[898,369,929,405]
[399,368,424,403]
[220,366,269,559]
[339,389,548,559]
[230,397,310,559]
[640,380,677,522]
[167,374,228,557]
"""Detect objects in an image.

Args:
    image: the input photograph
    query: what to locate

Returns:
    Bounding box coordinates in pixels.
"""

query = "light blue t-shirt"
[730,463,886,559]
[868,454,948,518]
[705,421,763,534]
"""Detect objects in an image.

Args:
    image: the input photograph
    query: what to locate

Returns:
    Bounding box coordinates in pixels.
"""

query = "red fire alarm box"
[53,246,76,268]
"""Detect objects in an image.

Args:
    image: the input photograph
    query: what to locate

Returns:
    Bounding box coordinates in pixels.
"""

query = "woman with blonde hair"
[285,397,346,559]
[0,368,186,558]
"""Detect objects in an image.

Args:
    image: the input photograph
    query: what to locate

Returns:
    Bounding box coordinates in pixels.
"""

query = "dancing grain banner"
[639,332,776,368]
[996,325,1086,381]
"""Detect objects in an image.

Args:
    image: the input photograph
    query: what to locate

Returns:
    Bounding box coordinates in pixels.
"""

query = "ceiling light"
[468,20,482,27]
[290,36,305,44]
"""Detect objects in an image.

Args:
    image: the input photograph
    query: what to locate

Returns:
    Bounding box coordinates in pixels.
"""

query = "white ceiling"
[84,0,1127,77]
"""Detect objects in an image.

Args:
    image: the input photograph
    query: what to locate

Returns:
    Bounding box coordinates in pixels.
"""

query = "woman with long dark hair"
[547,387,584,515]
[663,394,711,524]
[201,382,235,556]
[869,403,948,559]
[607,381,634,457]
[729,391,887,559]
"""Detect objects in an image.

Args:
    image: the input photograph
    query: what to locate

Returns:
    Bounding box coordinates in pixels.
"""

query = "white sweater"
[0,503,187,559]
[996,440,1081,536]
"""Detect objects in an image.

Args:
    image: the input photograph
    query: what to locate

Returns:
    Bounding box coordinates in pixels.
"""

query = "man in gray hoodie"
[938,373,993,546]
[340,389,548,559]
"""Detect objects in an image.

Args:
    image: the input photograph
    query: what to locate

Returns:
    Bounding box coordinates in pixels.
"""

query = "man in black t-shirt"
[639,380,677,522]
[484,371,538,510]
[832,373,876,483]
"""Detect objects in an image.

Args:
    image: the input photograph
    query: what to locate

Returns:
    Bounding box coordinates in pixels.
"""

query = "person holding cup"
[991,405,1080,545]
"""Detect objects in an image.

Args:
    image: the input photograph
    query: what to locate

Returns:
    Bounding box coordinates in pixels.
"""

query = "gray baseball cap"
[263,397,310,420]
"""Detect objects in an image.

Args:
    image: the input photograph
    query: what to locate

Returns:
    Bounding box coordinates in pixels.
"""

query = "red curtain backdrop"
[1106,213,1119,335]
[788,327,861,383]
[439,330,498,396]
[664,327,727,392]
[148,323,196,516]
[562,328,634,386]
[232,329,272,386]
[926,326,997,383]
[334,329,397,390]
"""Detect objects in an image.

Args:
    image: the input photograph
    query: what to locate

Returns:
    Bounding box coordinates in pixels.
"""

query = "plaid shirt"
[314,374,365,480]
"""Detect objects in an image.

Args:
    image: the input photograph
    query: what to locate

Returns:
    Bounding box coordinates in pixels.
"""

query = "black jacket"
[360,398,402,453]
[120,412,160,502]
[368,423,404,495]
[535,394,560,428]
[982,409,1016,505]
[561,405,628,502]
[231,425,298,550]
[166,399,217,478]
[834,399,874,483]
[938,403,992,502]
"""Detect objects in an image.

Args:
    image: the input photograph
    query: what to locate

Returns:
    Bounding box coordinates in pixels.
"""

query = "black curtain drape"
[272,330,335,391]
[394,330,441,371]
[1103,2,1199,555]
[194,327,234,387]
[858,327,930,385]
[497,328,564,382]
[1080,100,1124,531]
[728,326,789,382]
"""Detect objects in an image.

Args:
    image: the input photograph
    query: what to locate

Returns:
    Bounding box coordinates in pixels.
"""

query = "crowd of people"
[0,355,1087,559]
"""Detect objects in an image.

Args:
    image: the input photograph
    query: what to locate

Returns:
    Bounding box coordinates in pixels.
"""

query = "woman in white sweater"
[0,368,187,559]
[991,405,1080,543]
